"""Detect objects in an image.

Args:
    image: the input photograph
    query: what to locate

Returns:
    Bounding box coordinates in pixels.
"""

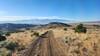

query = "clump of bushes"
[5,32,11,36]
[64,28,67,31]
[0,34,6,41]
[0,41,19,56]
[74,24,87,33]
[5,42,19,51]
[31,32,39,37]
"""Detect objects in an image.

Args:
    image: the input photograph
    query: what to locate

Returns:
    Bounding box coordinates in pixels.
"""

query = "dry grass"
[7,31,35,48]
[6,26,100,56]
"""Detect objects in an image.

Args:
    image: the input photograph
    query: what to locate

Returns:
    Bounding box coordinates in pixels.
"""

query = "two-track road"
[20,31,67,56]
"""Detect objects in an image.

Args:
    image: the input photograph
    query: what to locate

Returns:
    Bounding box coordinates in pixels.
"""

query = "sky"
[0,0,100,21]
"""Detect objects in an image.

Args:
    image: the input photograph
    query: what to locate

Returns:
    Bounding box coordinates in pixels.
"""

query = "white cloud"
[0,16,67,21]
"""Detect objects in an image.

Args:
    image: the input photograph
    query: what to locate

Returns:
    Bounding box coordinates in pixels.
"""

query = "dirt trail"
[20,30,67,56]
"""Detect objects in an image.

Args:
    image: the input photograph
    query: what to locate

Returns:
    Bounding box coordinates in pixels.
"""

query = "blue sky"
[0,0,100,21]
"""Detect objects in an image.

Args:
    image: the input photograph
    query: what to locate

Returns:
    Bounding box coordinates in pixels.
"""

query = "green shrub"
[5,42,19,52]
[0,35,6,41]
[75,24,87,33]
[31,32,39,37]
[64,28,67,31]
[33,32,39,37]
[5,32,11,36]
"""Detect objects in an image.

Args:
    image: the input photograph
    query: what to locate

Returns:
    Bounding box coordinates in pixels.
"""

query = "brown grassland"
[4,25,100,56]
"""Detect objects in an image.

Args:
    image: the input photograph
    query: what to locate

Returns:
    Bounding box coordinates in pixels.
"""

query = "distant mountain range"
[0,20,99,32]
[0,18,99,32]
[0,23,36,31]
[0,19,73,24]
[0,22,71,32]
